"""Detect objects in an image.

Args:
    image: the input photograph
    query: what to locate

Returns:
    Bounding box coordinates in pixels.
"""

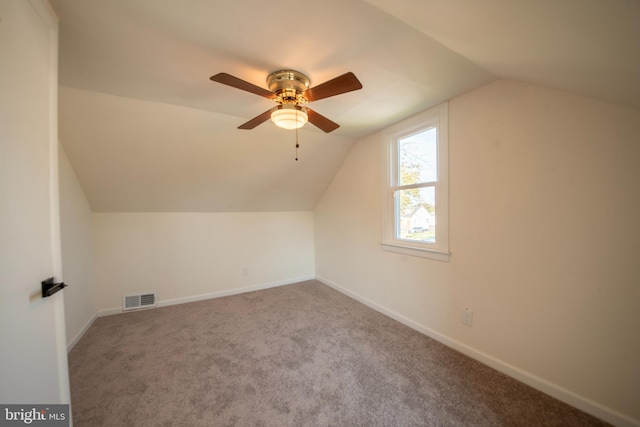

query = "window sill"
[381,242,450,262]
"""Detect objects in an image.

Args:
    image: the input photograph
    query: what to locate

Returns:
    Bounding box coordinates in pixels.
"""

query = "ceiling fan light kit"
[271,104,308,130]
[210,69,362,133]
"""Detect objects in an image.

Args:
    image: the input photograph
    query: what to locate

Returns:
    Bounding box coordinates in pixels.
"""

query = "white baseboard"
[97,275,315,318]
[316,275,639,427]
[67,312,98,352]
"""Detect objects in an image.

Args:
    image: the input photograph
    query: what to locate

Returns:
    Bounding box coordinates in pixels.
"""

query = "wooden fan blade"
[210,73,276,99]
[307,108,340,133]
[303,72,363,102]
[238,108,275,130]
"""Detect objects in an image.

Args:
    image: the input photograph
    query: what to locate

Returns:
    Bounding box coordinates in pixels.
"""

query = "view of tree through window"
[395,127,437,243]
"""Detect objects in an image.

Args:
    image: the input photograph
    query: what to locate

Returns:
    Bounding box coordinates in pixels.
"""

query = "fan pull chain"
[295,109,300,161]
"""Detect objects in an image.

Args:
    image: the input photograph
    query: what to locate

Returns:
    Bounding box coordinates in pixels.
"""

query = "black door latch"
[42,277,67,298]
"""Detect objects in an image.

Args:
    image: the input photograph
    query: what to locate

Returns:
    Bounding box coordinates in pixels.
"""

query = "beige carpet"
[69,280,608,426]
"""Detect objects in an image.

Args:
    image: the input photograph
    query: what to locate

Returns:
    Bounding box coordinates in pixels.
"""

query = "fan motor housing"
[267,70,310,102]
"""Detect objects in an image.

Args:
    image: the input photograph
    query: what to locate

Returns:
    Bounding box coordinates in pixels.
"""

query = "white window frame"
[381,102,449,262]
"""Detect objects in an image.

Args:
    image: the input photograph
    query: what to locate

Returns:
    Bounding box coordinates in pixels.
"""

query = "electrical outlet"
[462,308,473,327]
[242,267,249,276]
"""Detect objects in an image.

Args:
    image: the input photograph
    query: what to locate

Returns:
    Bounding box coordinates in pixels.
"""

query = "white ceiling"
[51,0,640,212]
[366,0,640,109]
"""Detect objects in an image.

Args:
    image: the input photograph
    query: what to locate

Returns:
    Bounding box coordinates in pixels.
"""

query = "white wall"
[0,0,70,403]
[315,80,640,425]
[59,145,97,349]
[94,211,315,312]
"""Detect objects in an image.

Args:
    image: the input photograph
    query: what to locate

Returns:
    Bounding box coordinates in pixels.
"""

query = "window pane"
[398,127,437,185]
[395,186,436,243]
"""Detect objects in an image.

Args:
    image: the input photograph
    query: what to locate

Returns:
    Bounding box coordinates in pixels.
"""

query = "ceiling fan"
[210,70,362,133]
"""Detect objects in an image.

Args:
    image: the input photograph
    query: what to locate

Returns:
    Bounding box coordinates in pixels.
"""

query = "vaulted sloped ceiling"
[51,0,640,212]
[365,0,640,110]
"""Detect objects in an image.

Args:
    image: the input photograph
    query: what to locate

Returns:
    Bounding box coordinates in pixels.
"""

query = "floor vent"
[123,292,157,311]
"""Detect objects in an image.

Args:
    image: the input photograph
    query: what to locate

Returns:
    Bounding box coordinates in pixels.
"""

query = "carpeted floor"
[68,280,609,426]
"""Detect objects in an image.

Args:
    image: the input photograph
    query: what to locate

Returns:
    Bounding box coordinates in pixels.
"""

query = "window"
[382,102,449,261]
